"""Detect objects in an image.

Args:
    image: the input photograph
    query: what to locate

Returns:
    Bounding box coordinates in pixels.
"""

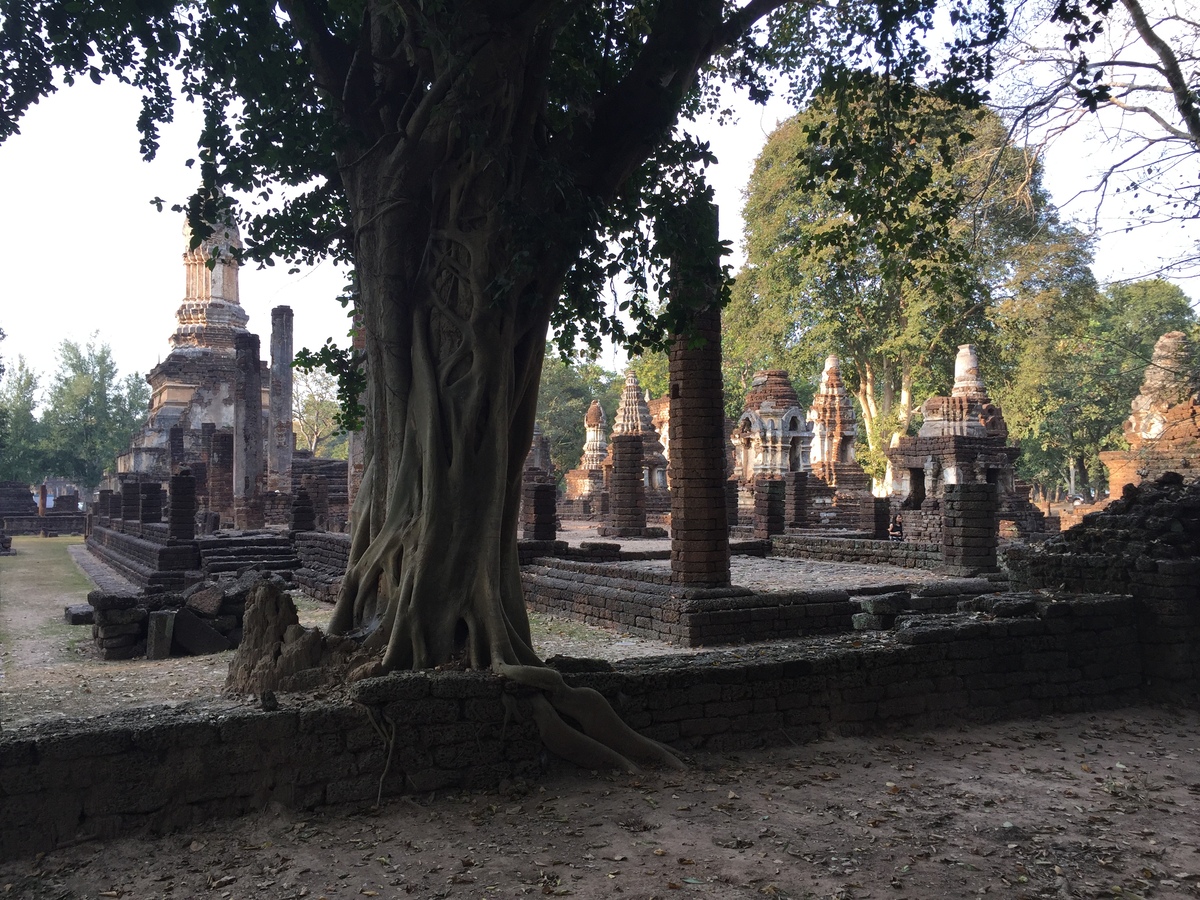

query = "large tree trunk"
[323,111,680,771]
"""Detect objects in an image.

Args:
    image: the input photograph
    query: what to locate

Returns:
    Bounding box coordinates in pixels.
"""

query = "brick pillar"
[138,483,163,523]
[724,479,740,528]
[608,433,646,535]
[301,473,330,531]
[107,490,123,519]
[291,487,316,531]
[268,305,295,492]
[120,481,140,521]
[208,432,235,525]
[783,471,808,528]
[668,304,730,587]
[97,489,113,524]
[752,477,785,539]
[168,469,197,541]
[38,484,47,516]
[522,478,558,541]
[942,483,999,573]
[234,332,265,529]
[168,425,186,470]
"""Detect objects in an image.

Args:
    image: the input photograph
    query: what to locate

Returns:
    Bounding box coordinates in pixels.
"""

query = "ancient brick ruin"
[1101,331,1200,494]
[884,345,1048,541]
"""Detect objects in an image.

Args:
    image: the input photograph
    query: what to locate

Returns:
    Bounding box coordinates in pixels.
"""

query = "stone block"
[186,586,224,617]
[146,610,176,660]
[64,604,94,625]
[172,608,232,655]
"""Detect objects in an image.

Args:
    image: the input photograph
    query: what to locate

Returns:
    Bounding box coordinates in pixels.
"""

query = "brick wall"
[0,593,1151,862]
[293,531,353,603]
[771,534,943,569]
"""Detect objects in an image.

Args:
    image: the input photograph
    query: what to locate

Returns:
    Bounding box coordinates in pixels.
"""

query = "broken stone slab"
[63,604,94,626]
[171,608,231,656]
[185,585,224,617]
[852,612,893,631]
[858,592,910,616]
[146,610,176,660]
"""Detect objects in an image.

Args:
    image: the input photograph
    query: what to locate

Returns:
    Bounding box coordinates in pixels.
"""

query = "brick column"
[724,479,740,528]
[782,471,808,528]
[291,487,316,531]
[752,477,785,539]
[234,332,265,529]
[268,305,295,492]
[168,469,197,541]
[208,432,235,525]
[138,483,163,523]
[97,489,113,524]
[608,433,646,535]
[120,480,140,521]
[667,306,730,586]
[521,477,558,541]
[942,483,999,574]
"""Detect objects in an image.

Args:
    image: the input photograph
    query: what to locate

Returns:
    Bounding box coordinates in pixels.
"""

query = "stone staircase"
[196,531,301,581]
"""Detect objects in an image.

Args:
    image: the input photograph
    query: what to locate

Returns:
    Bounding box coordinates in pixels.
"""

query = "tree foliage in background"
[39,339,148,492]
[727,85,1088,480]
[995,277,1198,496]
[1,0,1010,768]
[0,355,44,484]
[536,349,621,479]
[293,367,344,456]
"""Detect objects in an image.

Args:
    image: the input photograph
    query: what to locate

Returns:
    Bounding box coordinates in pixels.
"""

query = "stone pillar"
[233,332,265,529]
[752,477,785,540]
[608,433,646,535]
[139,483,163,523]
[38,484,46,516]
[107,490,123,520]
[168,469,197,541]
[667,306,730,587]
[942,483,999,574]
[521,478,558,541]
[783,471,808,528]
[208,432,235,525]
[268,305,295,492]
[168,425,186,470]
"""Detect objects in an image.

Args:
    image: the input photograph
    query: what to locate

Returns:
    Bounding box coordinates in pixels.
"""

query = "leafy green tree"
[39,340,149,492]
[728,86,1079,470]
[2,0,1009,766]
[0,355,45,484]
[536,350,621,478]
[995,278,1197,496]
[293,368,344,456]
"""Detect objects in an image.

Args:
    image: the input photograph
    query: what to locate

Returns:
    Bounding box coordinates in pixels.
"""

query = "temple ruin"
[1101,330,1200,493]
[884,344,1047,540]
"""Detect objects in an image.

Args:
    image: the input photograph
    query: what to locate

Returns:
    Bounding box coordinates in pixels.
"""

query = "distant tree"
[0,355,44,484]
[995,278,1197,496]
[728,86,1086,478]
[536,350,621,478]
[293,368,344,456]
[39,339,149,491]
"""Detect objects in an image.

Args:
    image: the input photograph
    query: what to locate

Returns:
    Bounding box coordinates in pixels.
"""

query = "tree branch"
[1119,0,1200,147]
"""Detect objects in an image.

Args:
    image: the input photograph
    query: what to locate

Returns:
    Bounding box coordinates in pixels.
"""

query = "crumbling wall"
[771,534,942,569]
[292,531,352,603]
[0,594,1143,861]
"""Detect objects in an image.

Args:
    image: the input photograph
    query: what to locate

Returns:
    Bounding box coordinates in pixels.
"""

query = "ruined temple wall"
[0,595,1148,861]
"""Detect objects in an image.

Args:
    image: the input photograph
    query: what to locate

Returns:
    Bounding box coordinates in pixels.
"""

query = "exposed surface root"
[498,663,685,773]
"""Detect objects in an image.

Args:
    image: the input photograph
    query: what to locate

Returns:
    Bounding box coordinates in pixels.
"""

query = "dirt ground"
[2,538,1200,899]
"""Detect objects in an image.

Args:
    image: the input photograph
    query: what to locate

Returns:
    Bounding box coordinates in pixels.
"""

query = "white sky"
[0,74,1196,391]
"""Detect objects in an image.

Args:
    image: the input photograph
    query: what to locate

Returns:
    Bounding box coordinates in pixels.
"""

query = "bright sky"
[0,71,1196,391]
